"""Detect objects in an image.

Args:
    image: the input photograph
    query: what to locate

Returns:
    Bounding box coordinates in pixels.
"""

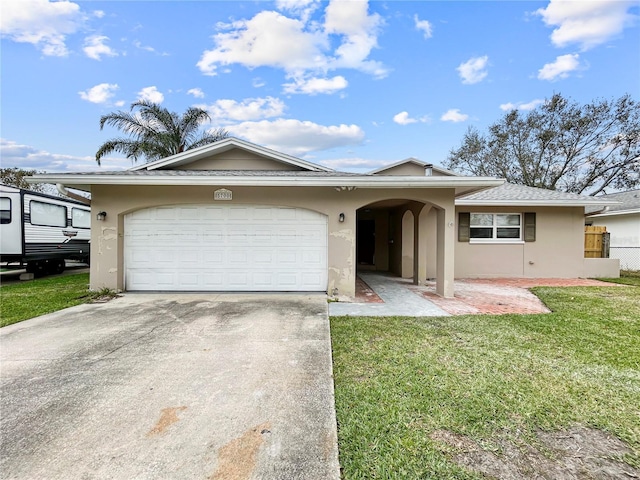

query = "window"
[30,201,66,227]
[470,213,521,241]
[72,208,91,228]
[0,197,11,224]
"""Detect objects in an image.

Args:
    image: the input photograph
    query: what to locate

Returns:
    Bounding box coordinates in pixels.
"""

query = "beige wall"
[455,206,587,278]
[375,163,426,176]
[173,149,304,171]
[90,185,457,296]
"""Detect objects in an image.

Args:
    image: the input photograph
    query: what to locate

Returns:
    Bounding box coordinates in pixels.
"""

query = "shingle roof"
[585,189,640,214]
[457,182,617,206]
[62,170,364,177]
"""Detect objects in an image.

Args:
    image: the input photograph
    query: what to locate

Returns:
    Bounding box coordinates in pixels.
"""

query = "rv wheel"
[51,259,65,274]
[26,261,46,277]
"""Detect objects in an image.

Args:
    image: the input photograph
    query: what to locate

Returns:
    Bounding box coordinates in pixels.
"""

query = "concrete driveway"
[0,293,339,479]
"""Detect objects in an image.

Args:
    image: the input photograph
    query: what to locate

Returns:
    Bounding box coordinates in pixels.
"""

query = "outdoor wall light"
[339,213,345,223]
[96,211,107,221]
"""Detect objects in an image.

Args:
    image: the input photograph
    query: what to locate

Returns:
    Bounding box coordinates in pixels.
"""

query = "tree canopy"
[446,93,640,195]
[95,101,229,165]
[0,167,50,194]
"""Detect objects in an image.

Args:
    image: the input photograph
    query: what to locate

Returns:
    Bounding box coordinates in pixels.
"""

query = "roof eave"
[456,199,621,207]
[587,208,640,217]
[29,174,503,190]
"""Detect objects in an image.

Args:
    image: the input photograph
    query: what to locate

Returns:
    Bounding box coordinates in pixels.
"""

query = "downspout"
[57,183,91,205]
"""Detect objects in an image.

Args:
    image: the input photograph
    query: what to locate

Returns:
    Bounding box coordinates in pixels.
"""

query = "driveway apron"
[0,293,340,480]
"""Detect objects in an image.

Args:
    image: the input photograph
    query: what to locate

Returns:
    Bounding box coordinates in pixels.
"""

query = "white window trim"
[469,213,522,243]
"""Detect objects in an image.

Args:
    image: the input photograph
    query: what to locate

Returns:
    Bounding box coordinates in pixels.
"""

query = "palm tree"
[95,100,228,165]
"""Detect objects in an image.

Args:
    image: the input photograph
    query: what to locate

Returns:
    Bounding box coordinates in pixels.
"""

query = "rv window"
[72,208,91,229]
[30,201,66,227]
[0,197,11,224]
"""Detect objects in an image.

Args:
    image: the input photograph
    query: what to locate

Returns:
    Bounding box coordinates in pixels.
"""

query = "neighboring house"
[586,189,640,271]
[32,138,618,298]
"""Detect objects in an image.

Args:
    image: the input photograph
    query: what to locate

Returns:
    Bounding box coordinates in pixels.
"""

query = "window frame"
[71,207,91,229]
[469,212,523,243]
[29,200,67,228]
[0,197,11,224]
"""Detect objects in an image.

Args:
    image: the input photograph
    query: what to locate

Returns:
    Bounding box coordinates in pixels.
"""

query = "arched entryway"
[356,199,437,284]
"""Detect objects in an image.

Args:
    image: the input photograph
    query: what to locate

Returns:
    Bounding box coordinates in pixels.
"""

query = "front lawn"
[331,286,640,478]
[600,269,640,286]
[1,273,93,327]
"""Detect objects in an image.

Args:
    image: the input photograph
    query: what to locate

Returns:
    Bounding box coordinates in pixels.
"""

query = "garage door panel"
[125,205,327,291]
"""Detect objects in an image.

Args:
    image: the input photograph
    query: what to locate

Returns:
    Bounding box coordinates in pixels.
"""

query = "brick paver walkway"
[354,274,622,316]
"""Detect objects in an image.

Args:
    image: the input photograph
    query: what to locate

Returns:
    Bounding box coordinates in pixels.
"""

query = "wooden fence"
[584,226,609,258]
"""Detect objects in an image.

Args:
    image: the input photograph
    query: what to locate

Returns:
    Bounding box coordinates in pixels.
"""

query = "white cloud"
[187,88,205,98]
[137,86,164,104]
[93,10,105,19]
[197,11,326,76]
[324,0,386,77]
[0,0,85,56]
[414,15,433,39]
[133,40,155,52]
[537,53,581,81]
[83,35,118,60]
[197,0,387,82]
[0,138,130,172]
[393,111,429,125]
[78,83,119,104]
[276,0,321,22]
[499,99,544,111]
[283,75,348,95]
[457,55,489,84]
[198,97,286,123]
[441,109,469,123]
[225,119,365,156]
[536,0,638,51]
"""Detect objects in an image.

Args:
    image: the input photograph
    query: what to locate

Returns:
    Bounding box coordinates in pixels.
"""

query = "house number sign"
[214,188,233,201]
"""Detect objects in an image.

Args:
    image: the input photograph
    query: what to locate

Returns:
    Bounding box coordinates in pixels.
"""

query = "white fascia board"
[456,199,621,207]
[30,174,504,189]
[588,208,640,217]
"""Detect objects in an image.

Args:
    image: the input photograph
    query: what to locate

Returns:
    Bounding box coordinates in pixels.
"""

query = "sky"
[1,0,639,174]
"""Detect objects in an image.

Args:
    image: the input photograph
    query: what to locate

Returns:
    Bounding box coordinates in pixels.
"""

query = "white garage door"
[124,205,327,291]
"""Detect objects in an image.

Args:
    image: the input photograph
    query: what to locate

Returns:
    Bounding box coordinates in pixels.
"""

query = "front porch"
[355,198,454,297]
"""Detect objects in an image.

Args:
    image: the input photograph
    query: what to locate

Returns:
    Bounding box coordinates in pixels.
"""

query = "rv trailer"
[1,184,91,276]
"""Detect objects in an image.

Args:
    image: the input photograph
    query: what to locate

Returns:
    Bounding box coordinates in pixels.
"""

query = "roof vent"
[424,164,433,176]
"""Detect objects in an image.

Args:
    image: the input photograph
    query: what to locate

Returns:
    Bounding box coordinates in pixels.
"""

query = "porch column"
[412,206,425,285]
[436,205,455,298]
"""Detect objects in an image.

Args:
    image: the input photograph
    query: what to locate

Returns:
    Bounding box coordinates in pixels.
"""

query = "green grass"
[331,286,640,479]
[599,269,640,286]
[1,273,93,327]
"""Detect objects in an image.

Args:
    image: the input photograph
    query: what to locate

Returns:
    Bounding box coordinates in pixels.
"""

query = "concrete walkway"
[1,293,340,479]
[329,272,450,317]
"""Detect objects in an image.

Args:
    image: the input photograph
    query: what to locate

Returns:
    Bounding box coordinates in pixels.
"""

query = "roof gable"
[370,158,458,177]
[129,137,333,172]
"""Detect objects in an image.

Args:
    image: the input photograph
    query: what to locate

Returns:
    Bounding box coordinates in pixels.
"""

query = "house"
[586,189,640,271]
[31,138,619,297]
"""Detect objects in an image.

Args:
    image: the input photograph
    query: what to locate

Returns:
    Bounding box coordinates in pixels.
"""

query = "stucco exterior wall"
[173,149,303,171]
[375,163,426,176]
[90,185,457,296]
[455,206,587,278]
